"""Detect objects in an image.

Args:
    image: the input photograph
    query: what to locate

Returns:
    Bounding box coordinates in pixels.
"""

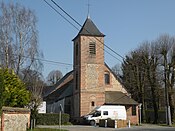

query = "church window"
[75,72,78,90]
[76,43,78,56]
[75,43,78,65]
[104,72,110,85]
[91,101,95,106]
[89,42,96,55]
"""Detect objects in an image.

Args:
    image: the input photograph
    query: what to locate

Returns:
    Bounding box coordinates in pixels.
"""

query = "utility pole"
[59,104,63,130]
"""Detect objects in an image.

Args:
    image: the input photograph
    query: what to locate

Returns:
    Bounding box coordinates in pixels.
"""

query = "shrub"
[36,113,70,125]
[0,68,30,107]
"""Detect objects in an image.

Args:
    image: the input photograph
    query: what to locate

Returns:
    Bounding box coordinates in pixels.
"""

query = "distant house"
[44,17,139,124]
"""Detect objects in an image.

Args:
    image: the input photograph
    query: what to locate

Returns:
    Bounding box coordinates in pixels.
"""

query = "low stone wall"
[1,107,30,131]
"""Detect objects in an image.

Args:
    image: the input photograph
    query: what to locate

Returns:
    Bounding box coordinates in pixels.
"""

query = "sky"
[3,0,175,78]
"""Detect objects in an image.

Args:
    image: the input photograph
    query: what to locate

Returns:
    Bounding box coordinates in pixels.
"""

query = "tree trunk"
[169,91,175,122]
[142,96,146,122]
[151,84,158,124]
[169,67,175,122]
[16,32,23,75]
[147,66,158,124]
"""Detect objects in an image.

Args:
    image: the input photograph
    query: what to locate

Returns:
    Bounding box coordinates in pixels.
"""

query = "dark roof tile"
[73,17,105,41]
[105,91,139,105]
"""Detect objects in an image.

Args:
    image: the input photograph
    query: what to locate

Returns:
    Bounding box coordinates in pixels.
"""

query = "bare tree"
[143,41,161,124]
[169,43,175,122]
[111,64,122,76]
[122,48,149,122]
[23,69,45,127]
[122,34,175,124]
[158,34,175,123]
[0,2,43,78]
[0,2,14,68]
[47,70,63,85]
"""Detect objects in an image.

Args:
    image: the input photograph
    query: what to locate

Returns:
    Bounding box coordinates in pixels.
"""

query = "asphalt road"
[37,124,175,131]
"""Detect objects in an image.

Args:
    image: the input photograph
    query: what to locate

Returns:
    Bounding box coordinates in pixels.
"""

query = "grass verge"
[27,128,68,131]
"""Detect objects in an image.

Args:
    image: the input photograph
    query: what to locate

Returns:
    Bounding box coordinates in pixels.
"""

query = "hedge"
[36,113,70,125]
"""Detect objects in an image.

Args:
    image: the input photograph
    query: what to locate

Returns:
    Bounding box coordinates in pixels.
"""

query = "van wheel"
[90,120,95,126]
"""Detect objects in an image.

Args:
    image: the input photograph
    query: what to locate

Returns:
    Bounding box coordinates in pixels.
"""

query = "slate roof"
[105,91,139,105]
[42,86,56,98]
[73,17,105,41]
[43,71,74,103]
[44,80,73,104]
[42,71,73,97]
[49,70,73,94]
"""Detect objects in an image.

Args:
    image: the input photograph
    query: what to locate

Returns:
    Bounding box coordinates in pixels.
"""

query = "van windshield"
[88,106,100,115]
[89,111,101,117]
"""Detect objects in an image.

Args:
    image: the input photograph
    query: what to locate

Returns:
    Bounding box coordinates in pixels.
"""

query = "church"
[44,17,139,125]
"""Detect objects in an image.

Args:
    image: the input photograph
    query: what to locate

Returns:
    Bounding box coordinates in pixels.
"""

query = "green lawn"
[159,123,175,127]
[172,123,175,127]
[27,128,68,131]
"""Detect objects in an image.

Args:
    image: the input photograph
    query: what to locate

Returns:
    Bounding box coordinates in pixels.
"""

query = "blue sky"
[4,0,175,78]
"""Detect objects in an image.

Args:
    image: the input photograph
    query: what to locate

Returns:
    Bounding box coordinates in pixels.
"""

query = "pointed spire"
[78,18,104,36]
[72,17,105,41]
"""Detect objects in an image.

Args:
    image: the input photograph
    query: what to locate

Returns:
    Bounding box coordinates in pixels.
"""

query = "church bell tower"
[72,17,105,118]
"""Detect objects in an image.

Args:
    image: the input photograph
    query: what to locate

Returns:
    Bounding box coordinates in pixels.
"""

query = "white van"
[84,105,127,125]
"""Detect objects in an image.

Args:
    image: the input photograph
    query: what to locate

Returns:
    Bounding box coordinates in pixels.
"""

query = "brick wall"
[104,66,128,93]
[1,107,30,131]
[80,92,105,116]
[78,36,105,117]
[73,35,106,118]
[126,106,139,125]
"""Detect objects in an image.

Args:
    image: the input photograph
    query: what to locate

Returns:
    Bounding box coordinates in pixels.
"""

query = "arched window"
[104,72,110,85]
[91,101,95,106]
